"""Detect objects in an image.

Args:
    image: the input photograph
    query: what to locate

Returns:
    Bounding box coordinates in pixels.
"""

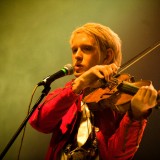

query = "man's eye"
[83,46,93,51]
[72,48,77,53]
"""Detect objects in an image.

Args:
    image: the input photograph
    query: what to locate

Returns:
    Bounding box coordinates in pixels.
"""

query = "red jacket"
[29,81,147,160]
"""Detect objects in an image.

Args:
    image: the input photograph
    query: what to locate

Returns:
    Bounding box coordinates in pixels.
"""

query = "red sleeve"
[28,81,80,133]
[108,113,147,159]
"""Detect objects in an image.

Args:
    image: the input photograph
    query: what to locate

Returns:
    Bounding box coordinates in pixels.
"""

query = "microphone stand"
[0,85,51,159]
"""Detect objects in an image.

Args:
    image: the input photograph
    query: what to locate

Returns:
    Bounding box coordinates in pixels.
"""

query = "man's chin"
[74,71,83,77]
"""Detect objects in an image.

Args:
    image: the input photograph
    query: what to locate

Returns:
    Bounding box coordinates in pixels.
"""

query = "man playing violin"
[29,23,157,160]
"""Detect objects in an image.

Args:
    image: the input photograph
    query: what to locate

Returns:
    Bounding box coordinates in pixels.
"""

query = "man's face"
[71,32,104,77]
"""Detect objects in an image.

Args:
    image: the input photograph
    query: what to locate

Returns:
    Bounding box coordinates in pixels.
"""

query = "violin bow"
[118,41,160,74]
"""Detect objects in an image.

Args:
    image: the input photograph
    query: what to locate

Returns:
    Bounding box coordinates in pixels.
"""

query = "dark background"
[0,0,160,159]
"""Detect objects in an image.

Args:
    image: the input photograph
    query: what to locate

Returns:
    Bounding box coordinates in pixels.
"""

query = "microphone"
[37,64,73,86]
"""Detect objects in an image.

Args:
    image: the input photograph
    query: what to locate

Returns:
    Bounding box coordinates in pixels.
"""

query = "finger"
[144,86,157,107]
[103,68,112,82]
[139,86,157,107]
[103,65,115,81]
[96,71,105,79]
[95,65,110,82]
[94,66,105,79]
[110,63,119,73]
[94,64,118,82]
[142,86,152,104]
[136,86,147,99]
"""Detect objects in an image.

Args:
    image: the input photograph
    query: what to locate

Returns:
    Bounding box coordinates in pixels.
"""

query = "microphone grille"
[64,64,74,75]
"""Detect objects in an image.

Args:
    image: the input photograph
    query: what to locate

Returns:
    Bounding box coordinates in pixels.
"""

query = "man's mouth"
[74,64,83,71]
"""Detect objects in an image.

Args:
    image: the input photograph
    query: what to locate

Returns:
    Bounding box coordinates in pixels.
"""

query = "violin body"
[84,73,153,113]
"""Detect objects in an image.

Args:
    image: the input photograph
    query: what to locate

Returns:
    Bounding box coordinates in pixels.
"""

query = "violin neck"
[117,81,139,95]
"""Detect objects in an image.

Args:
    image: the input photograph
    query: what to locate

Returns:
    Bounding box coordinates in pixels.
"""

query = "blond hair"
[70,23,122,66]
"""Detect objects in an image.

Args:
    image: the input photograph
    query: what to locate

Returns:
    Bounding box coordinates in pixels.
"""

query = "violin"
[83,41,160,113]
[83,73,160,113]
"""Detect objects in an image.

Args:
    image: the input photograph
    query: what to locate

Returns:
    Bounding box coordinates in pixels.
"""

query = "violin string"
[118,41,160,74]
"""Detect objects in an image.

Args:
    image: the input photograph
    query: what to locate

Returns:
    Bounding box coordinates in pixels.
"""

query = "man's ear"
[103,48,114,64]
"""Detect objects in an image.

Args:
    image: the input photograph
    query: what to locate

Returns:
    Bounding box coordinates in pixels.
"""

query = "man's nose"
[75,48,83,59]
